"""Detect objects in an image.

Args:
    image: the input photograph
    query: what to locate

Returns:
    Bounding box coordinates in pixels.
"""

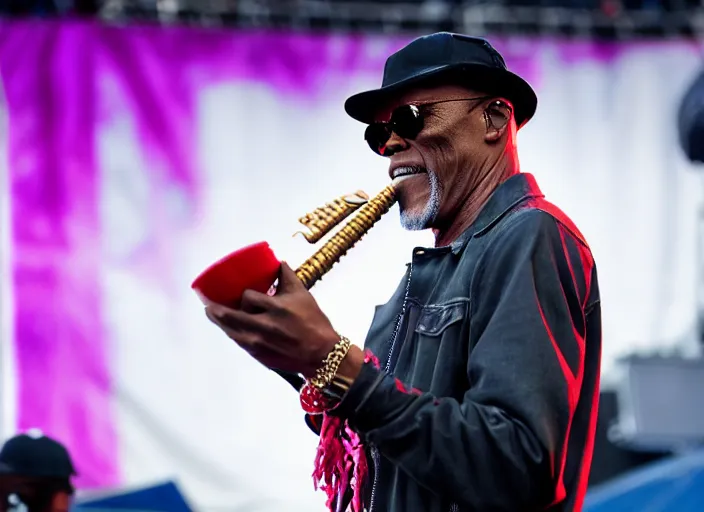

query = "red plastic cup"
[191,241,281,308]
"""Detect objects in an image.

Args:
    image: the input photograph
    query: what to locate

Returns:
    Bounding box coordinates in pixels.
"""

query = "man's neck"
[433,162,519,248]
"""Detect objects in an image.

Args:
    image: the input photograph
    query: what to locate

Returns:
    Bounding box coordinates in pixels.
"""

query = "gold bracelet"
[308,335,352,390]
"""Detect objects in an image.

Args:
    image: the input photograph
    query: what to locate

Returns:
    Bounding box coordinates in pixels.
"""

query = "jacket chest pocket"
[395,299,469,392]
[415,299,468,337]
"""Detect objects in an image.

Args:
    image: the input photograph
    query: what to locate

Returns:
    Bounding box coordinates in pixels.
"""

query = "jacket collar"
[449,172,544,254]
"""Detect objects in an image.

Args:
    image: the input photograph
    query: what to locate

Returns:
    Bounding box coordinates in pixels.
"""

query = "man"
[206,32,601,511]
[0,432,76,512]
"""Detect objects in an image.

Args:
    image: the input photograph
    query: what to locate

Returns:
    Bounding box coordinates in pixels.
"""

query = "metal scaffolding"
[93,0,704,38]
[0,0,702,38]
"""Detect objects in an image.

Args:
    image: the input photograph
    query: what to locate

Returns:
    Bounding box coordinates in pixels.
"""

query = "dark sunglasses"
[364,96,493,156]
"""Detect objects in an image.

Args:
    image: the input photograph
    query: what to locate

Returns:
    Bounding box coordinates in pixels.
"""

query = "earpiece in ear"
[484,100,511,130]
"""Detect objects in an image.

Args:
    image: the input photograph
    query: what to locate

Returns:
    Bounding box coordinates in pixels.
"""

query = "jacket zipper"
[369,260,414,512]
[365,257,459,512]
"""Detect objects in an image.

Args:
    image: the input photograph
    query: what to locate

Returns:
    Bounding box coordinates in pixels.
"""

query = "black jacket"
[298,173,601,512]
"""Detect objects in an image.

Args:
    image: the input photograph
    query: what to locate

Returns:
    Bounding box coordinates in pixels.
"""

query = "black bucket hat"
[345,32,537,128]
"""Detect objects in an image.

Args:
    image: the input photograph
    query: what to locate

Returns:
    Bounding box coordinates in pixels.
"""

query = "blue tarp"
[73,481,192,512]
[585,448,704,512]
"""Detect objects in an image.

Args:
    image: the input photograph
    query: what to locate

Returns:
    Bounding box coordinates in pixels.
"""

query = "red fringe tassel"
[312,349,380,511]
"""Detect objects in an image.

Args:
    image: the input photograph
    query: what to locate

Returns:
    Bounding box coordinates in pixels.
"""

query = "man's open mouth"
[391,166,427,182]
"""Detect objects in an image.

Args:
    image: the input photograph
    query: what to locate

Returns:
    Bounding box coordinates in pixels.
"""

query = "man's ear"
[483,100,513,143]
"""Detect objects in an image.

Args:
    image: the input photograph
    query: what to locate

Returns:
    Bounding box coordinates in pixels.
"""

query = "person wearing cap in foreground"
[205,32,602,512]
[0,432,76,512]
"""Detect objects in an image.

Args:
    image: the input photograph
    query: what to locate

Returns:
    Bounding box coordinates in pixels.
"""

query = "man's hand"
[205,262,341,378]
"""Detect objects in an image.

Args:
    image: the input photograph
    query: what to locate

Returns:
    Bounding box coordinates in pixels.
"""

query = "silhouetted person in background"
[0,433,76,512]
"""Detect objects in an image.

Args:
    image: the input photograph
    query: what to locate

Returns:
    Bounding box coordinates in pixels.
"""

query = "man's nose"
[381,131,409,156]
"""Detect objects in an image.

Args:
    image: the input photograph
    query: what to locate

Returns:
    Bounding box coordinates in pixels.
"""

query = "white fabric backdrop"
[0,77,16,444]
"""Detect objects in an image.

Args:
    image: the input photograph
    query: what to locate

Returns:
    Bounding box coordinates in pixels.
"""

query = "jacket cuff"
[304,357,384,436]
[331,361,386,426]
[304,361,384,436]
